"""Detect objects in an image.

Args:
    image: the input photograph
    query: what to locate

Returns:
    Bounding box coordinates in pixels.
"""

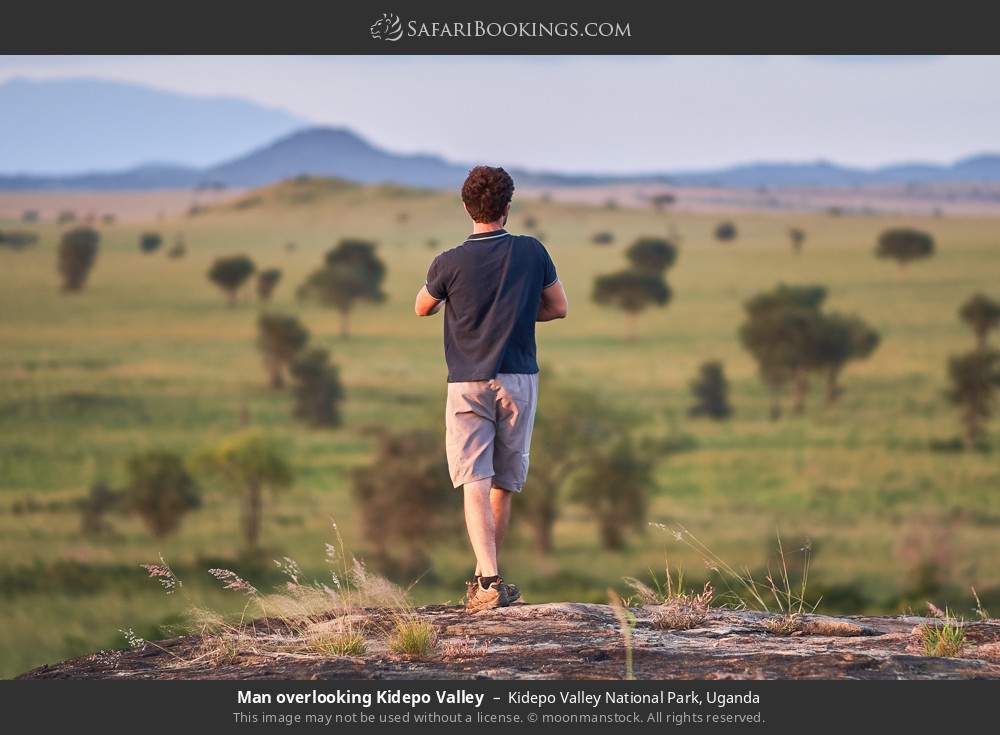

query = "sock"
[478,575,500,590]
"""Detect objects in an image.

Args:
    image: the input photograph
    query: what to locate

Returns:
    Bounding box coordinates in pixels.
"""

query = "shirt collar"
[466,228,508,241]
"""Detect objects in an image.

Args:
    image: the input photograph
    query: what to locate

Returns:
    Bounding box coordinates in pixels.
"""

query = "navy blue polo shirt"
[425,229,558,382]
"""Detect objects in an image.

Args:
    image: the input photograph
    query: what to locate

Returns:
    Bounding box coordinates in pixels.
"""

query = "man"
[415,165,568,613]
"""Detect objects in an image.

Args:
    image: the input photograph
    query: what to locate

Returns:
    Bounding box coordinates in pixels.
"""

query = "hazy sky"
[2,55,998,173]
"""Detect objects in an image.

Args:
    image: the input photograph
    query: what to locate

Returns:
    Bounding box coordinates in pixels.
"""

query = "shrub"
[571,437,652,550]
[591,231,615,245]
[0,230,39,250]
[124,451,200,538]
[875,227,934,269]
[959,293,1000,350]
[256,312,309,389]
[352,429,455,578]
[256,268,282,303]
[714,221,737,242]
[139,232,162,254]
[57,227,100,291]
[688,361,732,419]
[289,348,344,427]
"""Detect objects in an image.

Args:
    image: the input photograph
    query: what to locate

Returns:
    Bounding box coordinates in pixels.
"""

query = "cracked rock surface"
[20,603,1000,680]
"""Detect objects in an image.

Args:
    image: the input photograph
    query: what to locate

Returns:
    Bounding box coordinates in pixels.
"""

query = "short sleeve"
[540,243,558,288]
[425,254,448,300]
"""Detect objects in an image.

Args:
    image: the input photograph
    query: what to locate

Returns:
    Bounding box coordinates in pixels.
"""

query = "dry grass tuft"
[387,619,438,657]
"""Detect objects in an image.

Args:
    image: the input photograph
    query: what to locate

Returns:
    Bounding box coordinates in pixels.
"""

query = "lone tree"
[688,360,733,419]
[959,293,1000,350]
[257,268,282,303]
[875,228,934,270]
[298,239,386,338]
[591,231,615,246]
[196,430,293,551]
[571,437,652,550]
[256,313,309,389]
[946,350,999,449]
[352,429,457,578]
[289,348,344,427]
[124,450,200,538]
[58,227,99,291]
[814,313,880,404]
[592,270,671,339]
[208,254,255,305]
[715,221,738,242]
[625,237,678,274]
[788,227,806,255]
[139,232,163,254]
[79,481,121,538]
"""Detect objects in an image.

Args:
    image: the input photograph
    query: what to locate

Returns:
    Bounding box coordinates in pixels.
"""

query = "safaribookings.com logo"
[369,13,631,42]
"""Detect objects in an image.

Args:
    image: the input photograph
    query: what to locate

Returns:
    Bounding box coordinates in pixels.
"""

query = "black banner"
[3,0,1000,54]
[1,680,997,733]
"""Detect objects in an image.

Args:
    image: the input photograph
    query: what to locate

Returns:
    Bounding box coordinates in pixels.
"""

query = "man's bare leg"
[473,486,513,576]
[464,478,498,578]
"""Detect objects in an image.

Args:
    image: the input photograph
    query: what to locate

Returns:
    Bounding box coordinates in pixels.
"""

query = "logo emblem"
[370,12,403,41]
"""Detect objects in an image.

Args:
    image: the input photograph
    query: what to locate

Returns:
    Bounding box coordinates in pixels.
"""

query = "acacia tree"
[740,285,880,415]
[739,285,828,417]
[592,270,671,339]
[257,268,282,303]
[875,228,934,270]
[959,293,1000,350]
[289,348,344,427]
[298,239,386,338]
[352,429,457,578]
[256,313,309,389]
[124,450,200,538]
[571,437,652,550]
[946,350,999,449]
[788,227,806,255]
[208,254,255,305]
[196,431,293,551]
[625,237,678,274]
[814,313,881,404]
[58,227,99,291]
[688,360,733,419]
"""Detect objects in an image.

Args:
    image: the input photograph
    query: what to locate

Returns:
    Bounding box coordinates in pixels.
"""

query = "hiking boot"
[501,580,521,604]
[465,578,509,613]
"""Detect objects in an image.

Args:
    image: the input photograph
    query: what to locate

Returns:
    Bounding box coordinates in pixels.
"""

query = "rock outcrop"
[20,603,1000,680]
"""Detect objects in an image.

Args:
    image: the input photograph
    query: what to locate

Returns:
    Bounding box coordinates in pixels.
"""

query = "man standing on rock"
[415,165,568,612]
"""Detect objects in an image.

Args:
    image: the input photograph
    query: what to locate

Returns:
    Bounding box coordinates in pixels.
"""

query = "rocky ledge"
[20,603,1000,680]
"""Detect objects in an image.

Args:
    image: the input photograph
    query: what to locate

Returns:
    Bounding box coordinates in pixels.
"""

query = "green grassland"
[1,177,999,677]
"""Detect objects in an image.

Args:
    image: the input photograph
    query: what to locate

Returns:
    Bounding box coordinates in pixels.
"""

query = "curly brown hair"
[461,166,515,223]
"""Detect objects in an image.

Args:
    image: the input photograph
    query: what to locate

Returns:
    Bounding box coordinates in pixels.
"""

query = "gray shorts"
[444,373,539,492]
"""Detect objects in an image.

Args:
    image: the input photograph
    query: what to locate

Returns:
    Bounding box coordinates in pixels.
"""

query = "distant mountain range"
[2,78,1000,191]
[0,77,306,174]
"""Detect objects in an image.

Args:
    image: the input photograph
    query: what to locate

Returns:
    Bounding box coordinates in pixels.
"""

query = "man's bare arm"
[414,285,444,316]
[537,280,568,322]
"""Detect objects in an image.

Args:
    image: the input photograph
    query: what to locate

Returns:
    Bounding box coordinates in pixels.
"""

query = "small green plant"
[387,619,437,657]
[310,630,367,657]
[608,589,636,680]
[918,609,966,657]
